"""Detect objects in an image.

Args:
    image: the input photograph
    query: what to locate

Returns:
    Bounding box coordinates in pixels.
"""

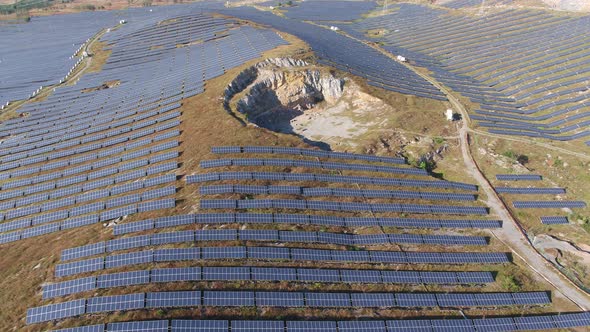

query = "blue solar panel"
[87,293,145,313]
[338,321,387,332]
[43,277,96,299]
[107,320,168,332]
[146,291,200,308]
[203,291,255,306]
[171,320,229,332]
[305,293,350,307]
[97,270,150,289]
[26,299,86,324]
[286,321,337,332]
[52,324,105,332]
[256,292,305,307]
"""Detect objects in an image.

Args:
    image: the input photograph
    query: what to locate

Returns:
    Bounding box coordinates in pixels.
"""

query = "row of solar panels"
[512,201,586,209]
[62,229,488,261]
[0,199,176,245]
[540,216,569,225]
[200,184,477,201]
[200,199,489,215]
[113,213,502,236]
[210,146,406,165]
[54,246,510,278]
[186,171,478,190]
[496,174,542,181]
[200,158,427,176]
[49,312,590,332]
[43,266,494,299]
[495,187,565,195]
[27,290,551,324]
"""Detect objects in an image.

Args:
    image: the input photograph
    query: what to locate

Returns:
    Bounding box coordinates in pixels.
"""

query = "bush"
[433,136,445,145]
[502,150,517,160]
[498,274,521,292]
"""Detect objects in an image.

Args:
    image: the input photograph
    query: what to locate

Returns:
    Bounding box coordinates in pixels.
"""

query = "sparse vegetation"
[498,274,522,292]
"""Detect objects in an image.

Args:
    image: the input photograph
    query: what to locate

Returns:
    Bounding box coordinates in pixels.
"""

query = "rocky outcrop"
[224,57,344,131]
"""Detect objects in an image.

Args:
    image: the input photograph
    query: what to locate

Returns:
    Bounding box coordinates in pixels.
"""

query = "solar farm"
[1,0,590,331]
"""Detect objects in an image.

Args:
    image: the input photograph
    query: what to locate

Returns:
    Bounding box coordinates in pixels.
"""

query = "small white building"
[330,26,340,31]
[396,55,407,62]
[446,109,454,121]
[119,19,127,24]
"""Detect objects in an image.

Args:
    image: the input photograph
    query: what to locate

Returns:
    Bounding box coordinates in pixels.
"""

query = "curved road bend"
[334,28,590,310]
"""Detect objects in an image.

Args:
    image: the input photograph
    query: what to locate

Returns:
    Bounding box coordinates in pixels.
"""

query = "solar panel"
[231,321,284,332]
[305,293,350,307]
[107,320,168,332]
[430,319,475,332]
[55,257,104,277]
[105,250,153,269]
[338,321,387,332]
[256,292,305,307]
[52,324,105,332]
[286,321,337,332]
[395,293,437,307]
[473,317,517,332]
[87,293,145,313]
[43,277,96,299]
[203,267,249,281]
[350,293,395,307]
[146,291,201,308]
[513,316,556,330]
[153,248,200,262]
[203,291,255,306]
[107,235,151,252]
[97,270,150,289]
[26,299,86,324]
[201,247,246,259]
[386,319,432,332]
[171,320,229,332]
[152,267,201,283]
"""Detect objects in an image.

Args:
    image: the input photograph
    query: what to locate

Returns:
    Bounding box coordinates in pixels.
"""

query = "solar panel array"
[54,246,510,277]
[200,184,477,201]
[495,187,566,195]
[49,312,590,332]
[61,229,488,261]
[28,290,550,323]
[283,1,377,21]
[496,174,543,181]
[211,146,406,164]
[113,213,501,236]
[344,3,590,142]
[512,201,586,209]
[200,158,427,175]
[220,7,447,100]
[43,266,494,299]
[200,199,488,215]
[0,11,291,246]
[187,171,478,190]
[442,0,513,9]
[540,216,569,225]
